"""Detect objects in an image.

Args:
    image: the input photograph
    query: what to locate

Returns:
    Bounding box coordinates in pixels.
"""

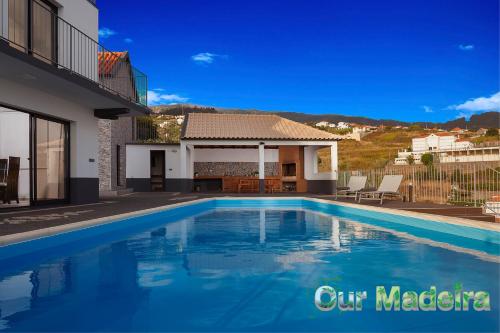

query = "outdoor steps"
[483,195,500,223]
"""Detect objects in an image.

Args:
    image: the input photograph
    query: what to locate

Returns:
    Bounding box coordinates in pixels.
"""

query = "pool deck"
[0,192,497,237]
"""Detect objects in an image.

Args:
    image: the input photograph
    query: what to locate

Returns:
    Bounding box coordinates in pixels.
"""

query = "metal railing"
[133,116,181,143]
[0,0,147,106]
[338,161,500,206]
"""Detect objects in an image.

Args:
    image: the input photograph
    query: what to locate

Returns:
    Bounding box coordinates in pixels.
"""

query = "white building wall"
[126,145,182,179]
[193,148,279,163]
[0,78,98,179]
[412,138,427,152]
[57,0,99,40]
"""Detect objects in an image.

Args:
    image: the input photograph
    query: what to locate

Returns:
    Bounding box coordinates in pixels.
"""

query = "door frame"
[30,113,70,205]
[0,102,70,207]
[150,150,165,191]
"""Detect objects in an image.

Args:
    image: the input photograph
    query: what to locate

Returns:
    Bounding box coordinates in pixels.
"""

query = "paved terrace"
[0,192,495,237]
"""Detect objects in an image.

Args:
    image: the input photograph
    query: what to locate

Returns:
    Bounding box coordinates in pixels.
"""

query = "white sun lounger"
[357,175,403,205]
[335,176,367,200]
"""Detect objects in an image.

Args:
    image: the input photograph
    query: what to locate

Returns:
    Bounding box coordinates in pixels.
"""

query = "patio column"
[258,143,265,193]
[179,141,192,193]
[180,141,187,179]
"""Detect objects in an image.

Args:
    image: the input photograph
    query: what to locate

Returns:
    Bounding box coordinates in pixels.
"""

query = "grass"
[335,128,428,170]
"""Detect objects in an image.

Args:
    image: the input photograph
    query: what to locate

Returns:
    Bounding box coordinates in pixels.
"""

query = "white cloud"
[449,91,500,118]
[191,52,227,65]
[458,44,474,51]
[98,27,116,39]
[124,38,133,43]
[422,106,433,113]
[147,90,189,105]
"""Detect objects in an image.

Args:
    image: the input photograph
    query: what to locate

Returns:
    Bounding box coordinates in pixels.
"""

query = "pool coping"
[0,196,498,247]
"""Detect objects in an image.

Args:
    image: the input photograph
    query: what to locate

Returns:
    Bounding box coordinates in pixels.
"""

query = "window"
[7,0,57,63]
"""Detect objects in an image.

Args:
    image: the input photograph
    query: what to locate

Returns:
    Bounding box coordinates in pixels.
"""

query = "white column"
[258,143,265,193]
[180,141,187,179]
[258,143,265,180]
[330,142,338,180]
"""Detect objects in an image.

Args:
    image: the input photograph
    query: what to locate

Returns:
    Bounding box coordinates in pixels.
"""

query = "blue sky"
[97,0,499,122]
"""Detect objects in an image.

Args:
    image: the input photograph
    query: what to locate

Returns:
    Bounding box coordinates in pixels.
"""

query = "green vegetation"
[406,155,415,165]
[485,128,499,137]
[335,128,428,170]
[135,115,181,143]
[420,152,433,166]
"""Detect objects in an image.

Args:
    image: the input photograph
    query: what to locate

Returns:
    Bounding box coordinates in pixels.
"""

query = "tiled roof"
[98,51,129,76]
[182,113,341,140]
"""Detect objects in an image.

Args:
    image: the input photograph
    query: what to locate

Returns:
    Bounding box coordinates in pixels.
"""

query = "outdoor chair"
[357,174,403,205]
[335,175,367,200]
[1,156,20,204]
[238,179,258,193]
[265,179,282,193]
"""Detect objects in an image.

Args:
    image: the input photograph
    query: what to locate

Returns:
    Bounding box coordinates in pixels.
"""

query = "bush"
[406,155,415,165]
[421,153,434,166]
[485,128,499,137]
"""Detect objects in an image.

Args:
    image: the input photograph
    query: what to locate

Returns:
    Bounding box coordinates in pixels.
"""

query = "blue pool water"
[0,199,498,332]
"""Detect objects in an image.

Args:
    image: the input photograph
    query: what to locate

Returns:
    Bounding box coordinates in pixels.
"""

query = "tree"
[406,155,415,165]
[421,153,434,166]
[485,128,499,137]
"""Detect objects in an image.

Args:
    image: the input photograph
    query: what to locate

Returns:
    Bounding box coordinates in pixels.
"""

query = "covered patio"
[178,113,341,194]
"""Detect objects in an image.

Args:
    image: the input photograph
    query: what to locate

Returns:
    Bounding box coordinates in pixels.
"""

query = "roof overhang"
[0,41,151,117]
[181,139,338,146]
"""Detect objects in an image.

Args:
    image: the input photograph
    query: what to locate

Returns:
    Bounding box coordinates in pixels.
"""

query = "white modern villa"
[395,132,499,165]
[0,0,149,208]
[127,113,341,194]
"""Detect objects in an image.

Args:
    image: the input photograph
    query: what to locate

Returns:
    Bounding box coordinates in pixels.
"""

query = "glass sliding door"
[32,116,68,203]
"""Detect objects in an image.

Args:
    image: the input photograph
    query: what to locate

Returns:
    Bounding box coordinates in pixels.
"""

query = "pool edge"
[0,196,498,247]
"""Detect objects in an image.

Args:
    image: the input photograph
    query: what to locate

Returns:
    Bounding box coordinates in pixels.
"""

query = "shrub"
[421,153,434,166]
[406,155,415,165]
[485,128,499,137]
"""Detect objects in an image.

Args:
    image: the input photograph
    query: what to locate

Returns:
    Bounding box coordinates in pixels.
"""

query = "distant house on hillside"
[450,127,465,134]
[315,121,330,127]
[394,132,497,165]
[337,122,350,129]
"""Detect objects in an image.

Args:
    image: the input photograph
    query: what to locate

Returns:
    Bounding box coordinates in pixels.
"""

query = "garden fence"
[338,161,500,206]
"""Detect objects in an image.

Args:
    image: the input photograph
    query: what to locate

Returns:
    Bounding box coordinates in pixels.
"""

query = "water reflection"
[0,209,497,332]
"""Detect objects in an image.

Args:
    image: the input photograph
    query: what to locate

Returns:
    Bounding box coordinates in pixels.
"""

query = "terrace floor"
[0,192,496,237]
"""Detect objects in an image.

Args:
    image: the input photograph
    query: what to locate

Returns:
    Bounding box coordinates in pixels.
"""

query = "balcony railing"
[0,0,147,106]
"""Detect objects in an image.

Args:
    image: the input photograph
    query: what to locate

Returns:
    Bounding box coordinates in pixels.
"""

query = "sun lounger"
[357,175,403,205]
[335,175,367,200]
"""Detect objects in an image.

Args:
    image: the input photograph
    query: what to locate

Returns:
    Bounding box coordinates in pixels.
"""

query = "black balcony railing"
[0,0,147,106]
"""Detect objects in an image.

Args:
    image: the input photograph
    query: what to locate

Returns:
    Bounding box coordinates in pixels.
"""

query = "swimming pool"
[0,198,498,332]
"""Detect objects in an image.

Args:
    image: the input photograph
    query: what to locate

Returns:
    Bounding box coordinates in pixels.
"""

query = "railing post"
[439,163,443,204]
[473,163,477,207]
[69,24,73,72]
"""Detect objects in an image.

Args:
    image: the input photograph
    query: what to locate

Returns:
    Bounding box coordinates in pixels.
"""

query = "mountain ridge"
[150,104,499,130]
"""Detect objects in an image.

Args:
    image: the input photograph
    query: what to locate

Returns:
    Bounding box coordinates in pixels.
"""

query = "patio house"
[126,113,341,194]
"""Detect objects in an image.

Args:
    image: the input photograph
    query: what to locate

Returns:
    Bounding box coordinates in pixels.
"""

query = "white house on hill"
[394,133,499,165]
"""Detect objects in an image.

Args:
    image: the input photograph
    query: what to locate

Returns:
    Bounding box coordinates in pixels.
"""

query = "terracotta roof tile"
[182,113,341,140]
[98,51,129,76]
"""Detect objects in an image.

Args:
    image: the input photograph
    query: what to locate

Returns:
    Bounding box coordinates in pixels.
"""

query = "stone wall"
[98,117,133,191]
[194,162,279,177]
